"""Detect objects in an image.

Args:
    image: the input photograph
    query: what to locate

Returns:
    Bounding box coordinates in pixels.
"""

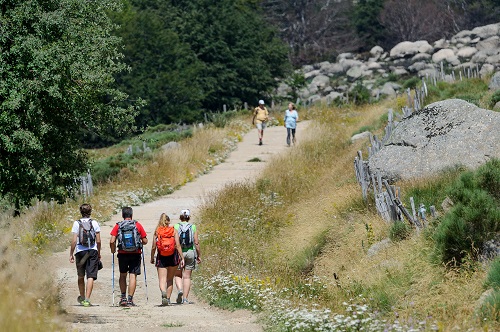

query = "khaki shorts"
[256,122,267,130]
[180,250,196,270]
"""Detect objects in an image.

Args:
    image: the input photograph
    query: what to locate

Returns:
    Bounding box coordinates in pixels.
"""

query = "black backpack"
[117,220,142,252]
[77,219,96,248]
[178,223,194,249]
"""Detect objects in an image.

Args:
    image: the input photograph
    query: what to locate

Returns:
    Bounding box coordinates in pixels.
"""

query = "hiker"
[284,102,299,147]
[150,213,185,306]
[110,206,148,307]
[252,99,269,145]
[69,203,101,307]
[174,209,201,304]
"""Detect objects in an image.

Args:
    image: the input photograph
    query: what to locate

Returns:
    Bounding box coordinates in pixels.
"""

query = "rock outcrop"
[278,23,500,104]
[368,99,500,181]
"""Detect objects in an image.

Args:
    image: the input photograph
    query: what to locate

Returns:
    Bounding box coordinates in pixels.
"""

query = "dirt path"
[53,121,309,331]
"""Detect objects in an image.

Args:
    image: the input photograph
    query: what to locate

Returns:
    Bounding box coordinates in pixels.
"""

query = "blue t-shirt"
[284,110,298,129]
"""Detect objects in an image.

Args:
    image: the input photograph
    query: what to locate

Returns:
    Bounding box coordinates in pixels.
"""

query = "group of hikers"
[69,204,201,307]
[252,100,299,147]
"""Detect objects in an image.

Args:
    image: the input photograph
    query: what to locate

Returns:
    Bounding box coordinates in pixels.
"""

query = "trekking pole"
[142,250,148,303]
[112,253,115,307]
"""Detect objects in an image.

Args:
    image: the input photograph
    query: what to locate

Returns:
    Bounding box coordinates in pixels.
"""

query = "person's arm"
[110,235,117,253]
[140,223,148,245]
[96,232,101,259]
[69,232,78,263]
[252,109,256,125]
[174,229,185,268]
[150,230,157,264]
[194,231,201,263]
[284,112,287,127]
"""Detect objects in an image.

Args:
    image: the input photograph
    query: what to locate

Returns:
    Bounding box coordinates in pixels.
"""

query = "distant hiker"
[284,102,298,147]
[110,206,148,307]
[69,203,101,307]
[174,209,201,304]
[150,213,185,306]
[252,99,269,146]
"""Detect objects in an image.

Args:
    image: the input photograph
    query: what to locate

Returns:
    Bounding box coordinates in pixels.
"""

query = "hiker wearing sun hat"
[252,99,269,145]
[173,209,201,304]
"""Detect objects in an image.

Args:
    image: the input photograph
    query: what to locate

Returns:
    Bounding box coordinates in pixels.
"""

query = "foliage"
[433,159,500,266]
[389,221,412,242]
[425,78,490,107]
[351,0,386,50]
[486,258,500,290]
[478,290,500,322]
[0,0,138,210]
[491,90,500,109]
[350,83,371,105]
[112,0,290,129]
[402,77,421,90]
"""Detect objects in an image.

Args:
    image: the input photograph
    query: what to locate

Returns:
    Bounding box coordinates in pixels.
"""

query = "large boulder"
[489,72,500,90]
[390,40,433,58]
[368,99,500,181]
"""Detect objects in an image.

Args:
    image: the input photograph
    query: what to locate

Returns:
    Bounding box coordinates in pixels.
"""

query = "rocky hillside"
[277,23,500,106]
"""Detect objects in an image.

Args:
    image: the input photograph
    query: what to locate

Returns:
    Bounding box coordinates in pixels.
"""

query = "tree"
[112,0,205,128]
[169,0,290,111]
[261,0,356,66]
[351,0,386,51]
[0,0,137,210]
[380,0,455,46]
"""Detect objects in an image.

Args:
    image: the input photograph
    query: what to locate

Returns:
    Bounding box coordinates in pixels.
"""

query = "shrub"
[490,90,500,109]
[402,77,420,89]
[351,83,371,105]
[486,258,500,290]
[389,221,412,242]
[433,159,500,265]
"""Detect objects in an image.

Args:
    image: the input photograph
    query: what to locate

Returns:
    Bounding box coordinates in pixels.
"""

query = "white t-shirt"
[71,218,100,254]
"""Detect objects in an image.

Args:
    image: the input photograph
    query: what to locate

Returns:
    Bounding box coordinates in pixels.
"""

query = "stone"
[456,46,478,58]
[490,72,500,90]
[368,99,500,181]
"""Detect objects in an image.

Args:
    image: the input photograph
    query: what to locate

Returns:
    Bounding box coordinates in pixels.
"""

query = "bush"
[433,159,500,265]
[490,90,500,109]
[351,83,371,105]
[486,258,500,290]
[389,221,412,242]
[402,77,420,89]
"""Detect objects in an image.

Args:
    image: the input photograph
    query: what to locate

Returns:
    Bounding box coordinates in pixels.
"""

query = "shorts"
[179,250,196,270]
[75,250,99,280]
[117,253,142,275]
[155,252,180,268]
[256,122,267,130]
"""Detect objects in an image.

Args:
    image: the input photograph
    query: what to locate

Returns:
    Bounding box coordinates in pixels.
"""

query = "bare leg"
[182,269,193,300]
[119,273,127,294]
[85,278,94,299]
[128,273,137,297]
[166,266,177,299]
[78,276,85,298]
[157,267,167,293]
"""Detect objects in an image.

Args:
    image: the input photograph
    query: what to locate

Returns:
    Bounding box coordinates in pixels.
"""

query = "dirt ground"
[52,120,309,331]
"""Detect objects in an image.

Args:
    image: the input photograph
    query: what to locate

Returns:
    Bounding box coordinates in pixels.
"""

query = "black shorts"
[117,253,142,275]
[155,252,180,268]
[75,250,99,280]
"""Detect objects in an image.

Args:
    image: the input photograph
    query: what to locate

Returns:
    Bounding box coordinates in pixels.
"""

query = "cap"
[258,100,265,105]
[180,209,190,217]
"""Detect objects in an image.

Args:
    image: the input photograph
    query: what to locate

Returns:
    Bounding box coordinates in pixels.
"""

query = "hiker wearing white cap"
[173,209,201,304]
[252,99,269,145]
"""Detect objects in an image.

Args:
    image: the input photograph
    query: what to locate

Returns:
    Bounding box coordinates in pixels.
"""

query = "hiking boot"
[127,300,137,307]
[182,298,193,304]
[119,297,128,307]
[81,299,91,307]
[176,291,183,304]
[77,295,85,304]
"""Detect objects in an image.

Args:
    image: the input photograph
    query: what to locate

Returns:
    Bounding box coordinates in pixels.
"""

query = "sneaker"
[182,298,193,304]
[119,297,128,307]
[81,299,91,307]
[259,141,263,146]
[176,291,183,304]
[161,297,170,306]
[127,300,137,307]
[77,295,85,304]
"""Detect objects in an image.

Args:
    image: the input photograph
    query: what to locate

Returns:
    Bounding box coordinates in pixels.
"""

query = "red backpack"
[156,226,176,256]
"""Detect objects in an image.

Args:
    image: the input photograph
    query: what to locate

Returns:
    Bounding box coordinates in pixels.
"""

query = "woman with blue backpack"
[174,209,201,304]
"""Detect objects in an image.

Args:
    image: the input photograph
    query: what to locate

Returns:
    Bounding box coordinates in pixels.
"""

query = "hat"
[181,209,190,217]
[258,100,265,105]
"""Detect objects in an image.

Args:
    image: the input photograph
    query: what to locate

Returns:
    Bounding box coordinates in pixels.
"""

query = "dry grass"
[197,100,500,330]
[0,120,249,330]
